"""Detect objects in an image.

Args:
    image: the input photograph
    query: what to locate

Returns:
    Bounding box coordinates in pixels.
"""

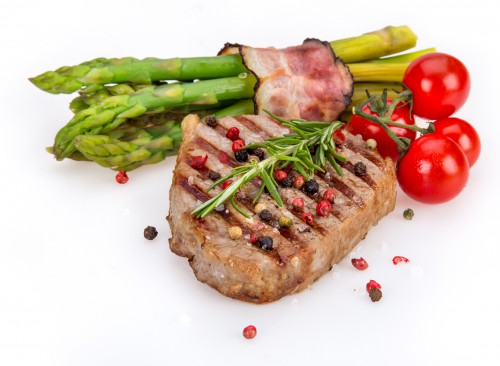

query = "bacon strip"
[240,39,353,121]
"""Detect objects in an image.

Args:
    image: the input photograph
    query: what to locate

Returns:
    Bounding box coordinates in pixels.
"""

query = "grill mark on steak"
[338,161,377,188]
[177,174,293,265]
[344,139,386,169]
[234,115,270,136]
[192,136,238,168]
[317,172,366,208]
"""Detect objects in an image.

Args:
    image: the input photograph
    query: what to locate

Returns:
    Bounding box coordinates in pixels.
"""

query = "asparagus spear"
[30,25,417,94]
[72,98,255,171]
[53,75,256,159]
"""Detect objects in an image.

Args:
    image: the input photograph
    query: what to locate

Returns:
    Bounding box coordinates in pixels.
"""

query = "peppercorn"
[258,209,273,222]
[369,288,382,302]
[316,200,331,216]
[254,203,267,214]
[403,208,414,220]
[221,179,233,189]
[301,212,314,224]
[232,139,246,152]
[228,226,242,240]
[351,257,369,270]
[322,188,336,203]
[303,179,319,195]
[354,162,367,176]
[274,170,287,182]
[292,197,305,210]
[208,170,221,181]
[243,325,257,339]
[226,127,240,140]
[278,216,293,227]
[115,171,129,184]
[293,175,305,189]
[191,155,208,169]
[280,175,294,188]
[144,226,158,240]
[365,138,377,150]
[234,149,249,162]
[258,236,273,251]
[252,148,266,161]
[205,115,217,127]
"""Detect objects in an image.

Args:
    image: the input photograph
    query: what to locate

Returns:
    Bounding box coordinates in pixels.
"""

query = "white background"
[1,1,499,365]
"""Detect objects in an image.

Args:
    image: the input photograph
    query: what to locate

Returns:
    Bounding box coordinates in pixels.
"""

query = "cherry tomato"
[397,134,469,204]
[402,53,470,120]
[346,99,415,162]
[433,117,481,167]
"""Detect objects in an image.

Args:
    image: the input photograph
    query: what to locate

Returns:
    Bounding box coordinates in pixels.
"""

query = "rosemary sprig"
[191,110,345,219]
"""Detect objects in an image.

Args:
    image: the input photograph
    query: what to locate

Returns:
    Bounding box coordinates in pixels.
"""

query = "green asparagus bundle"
[30,25,435,172]
[31,26,417,94]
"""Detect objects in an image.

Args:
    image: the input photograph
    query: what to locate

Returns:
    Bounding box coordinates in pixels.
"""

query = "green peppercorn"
[278,216,293,227]
[403,208,414,220]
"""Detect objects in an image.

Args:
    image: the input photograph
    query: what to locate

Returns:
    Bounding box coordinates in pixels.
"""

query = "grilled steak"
[167,114,396,303]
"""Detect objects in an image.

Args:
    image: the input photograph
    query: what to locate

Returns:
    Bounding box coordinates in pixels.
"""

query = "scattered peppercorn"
[232,139,246,152]
[280,175,294,188]
[226,127,240,140]
[274,170,287,182]
[369,287,383,302]
[221,179,233,189]
[365,138,377,150]
[366,279,382,293]
[292,197,305,210]
[254,203,267,214]
[144,226,158,240]
[392,256,410,265]
[249,232,260,244]
[354,162,367,176]
[301,212,314,225]
[258,236,273,251]
[234,149,249,162]
[322,188,336,203]
[278,216,293,227]
[316,200,331,216]
[243,325,257,339]
[258,209,273,222]
[205,115,217,127]
[293,179,305,193]
[191,155,208,168]
[229,226,243,240]
[303,179,319,195]
[252,148,266,161]
[351,257,369,270]
[403,208,414,220]
[115,171,129,184]
[208,170,221,181]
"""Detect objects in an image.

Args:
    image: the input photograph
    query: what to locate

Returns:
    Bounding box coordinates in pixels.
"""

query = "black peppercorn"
[234,149,249,162]
[369,287,382,302]
[208,170,221,181]
[252,148,266,161]
[258,209,273,222]
[205,115,217,127]
[303,179,319,195]
[258,236,273,251]
[354,162,367,176]
[280,175,293,188]
[144,226,158,240]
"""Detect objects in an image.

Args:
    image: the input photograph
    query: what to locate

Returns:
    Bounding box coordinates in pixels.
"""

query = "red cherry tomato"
[397,134,469,204]
[433,117,481,167]
[402,53,470,120]
[346,99,416,162]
